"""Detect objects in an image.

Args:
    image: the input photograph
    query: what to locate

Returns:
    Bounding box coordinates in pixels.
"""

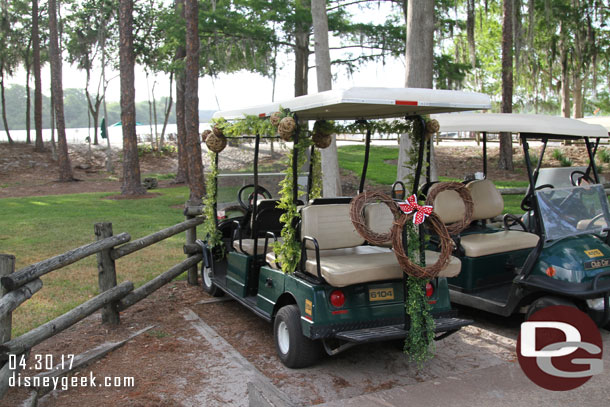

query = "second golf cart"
[423,113,610,327]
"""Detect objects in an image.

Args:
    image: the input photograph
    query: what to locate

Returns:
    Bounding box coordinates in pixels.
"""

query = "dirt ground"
[0,140,601,406]
[0,140,598,199]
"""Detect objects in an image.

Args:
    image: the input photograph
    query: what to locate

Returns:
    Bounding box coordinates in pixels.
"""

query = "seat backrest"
[301,204,365,250]
[364,203,394,246]
[427,183,466,225]
[252,199,303,236]
[466,179,504,220]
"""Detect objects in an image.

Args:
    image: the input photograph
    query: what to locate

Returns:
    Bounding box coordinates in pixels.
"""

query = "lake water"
[0,123,212,147]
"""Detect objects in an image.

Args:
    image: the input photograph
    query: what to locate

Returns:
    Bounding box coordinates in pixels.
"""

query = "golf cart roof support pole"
[252,132,261,256]
[533,138,549,185]
[293,115,300,205]
[426,133,432,184]
[411,115,427,195]
[521,135,543,236]
[482,132,487,178]
[358,120,371,194]
[584,137,601,183]
[213,152,219,227]
[307,145,315,201]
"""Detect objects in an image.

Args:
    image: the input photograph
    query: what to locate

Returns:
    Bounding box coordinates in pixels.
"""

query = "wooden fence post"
[0,255,15,344]
[94,223,120,325]
[0,255,15,399]
[185,210,199,286]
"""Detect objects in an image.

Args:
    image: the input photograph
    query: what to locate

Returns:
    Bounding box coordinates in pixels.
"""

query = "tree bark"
[160,73,173,148]
[397,0,436,186]
[498,0,514,171]
[25,58,31,144]
[294,0,310,97]
[174,0,188,184]
[49,0,74,181]
[311,0,342,197]
[559,23,570,118]
[185,0,204,204]
[572,75,583,118]
[118,0,146,195]
[0,68,12,144]
[33,0,44,152]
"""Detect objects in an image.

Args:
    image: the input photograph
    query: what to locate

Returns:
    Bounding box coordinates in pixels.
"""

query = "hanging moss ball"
[425,119,440,134]
[270,112,282,127]
[201,129,212,143]
[278,116,296,134]
[313,120,334,137]
[312,132,332,149]
[206,129,227,153]
[212,125,224,138]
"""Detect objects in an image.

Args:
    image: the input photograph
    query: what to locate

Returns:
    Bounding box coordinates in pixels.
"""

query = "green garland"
[202,150,223,251]
[401,116,436,367]
[332,119,412,137]
[273,131,313,273]
[310,148,323,200]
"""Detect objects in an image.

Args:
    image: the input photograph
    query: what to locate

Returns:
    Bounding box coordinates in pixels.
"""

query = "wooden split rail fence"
[0,206,205,398]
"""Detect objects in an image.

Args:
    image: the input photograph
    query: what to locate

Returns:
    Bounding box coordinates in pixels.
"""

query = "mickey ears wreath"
[348,191,453,279]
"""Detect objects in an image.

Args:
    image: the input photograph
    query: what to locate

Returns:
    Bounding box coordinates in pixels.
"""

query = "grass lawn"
[338,145,527,214]
[0,185,239,337]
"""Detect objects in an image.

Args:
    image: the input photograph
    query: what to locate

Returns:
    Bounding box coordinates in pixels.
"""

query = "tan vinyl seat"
[427,183,468,225]
[233,238,281,255]
[264,203,462,286]
[459,179,539,257]
[364,202,395,247]
[266,247,462,285]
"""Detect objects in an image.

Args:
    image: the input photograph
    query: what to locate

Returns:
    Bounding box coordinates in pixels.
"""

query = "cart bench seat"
[459,231,539,257]
[233,238,282,255]
[266,247,462,286]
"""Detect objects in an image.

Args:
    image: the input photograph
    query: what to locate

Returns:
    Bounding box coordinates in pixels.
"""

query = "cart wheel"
[201,265,224,297]
[525,296,575,321]
[274,305,321,368]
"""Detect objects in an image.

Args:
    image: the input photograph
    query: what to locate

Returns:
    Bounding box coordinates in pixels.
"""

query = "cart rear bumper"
[331,316,472,344]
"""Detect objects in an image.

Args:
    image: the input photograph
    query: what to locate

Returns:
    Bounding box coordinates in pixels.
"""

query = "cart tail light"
[330,290,346,308]
[425,282,434,297]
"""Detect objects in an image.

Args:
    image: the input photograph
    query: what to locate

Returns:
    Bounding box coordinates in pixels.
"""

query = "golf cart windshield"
[536,184,610,241]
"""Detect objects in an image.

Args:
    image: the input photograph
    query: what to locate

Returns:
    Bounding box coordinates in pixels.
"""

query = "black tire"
[274,305,321,368]
[525,296,576,321]
[201,265,224,297]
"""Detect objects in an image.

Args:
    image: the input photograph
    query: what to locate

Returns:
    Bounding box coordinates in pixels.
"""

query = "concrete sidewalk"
[319,336,610,407]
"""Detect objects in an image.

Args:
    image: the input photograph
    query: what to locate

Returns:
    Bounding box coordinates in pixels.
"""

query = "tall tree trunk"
[294,0,310,97]
[572,75,583,118]
[49,0,74,181]
[50,82,57,160]
[185,0,204,204]
[33,0,44,152]
[559,24,570,118]
[467,0,476,69]
[160,72,173,148]
[0,68,13,144]
[174,0,188,184]
[311,0,342,197]
[147,74,154,148]
[25,60,31,144]
[498,0,514,171]
[397,0,436,185]
[118,0,145,195]
[152,80,158,148]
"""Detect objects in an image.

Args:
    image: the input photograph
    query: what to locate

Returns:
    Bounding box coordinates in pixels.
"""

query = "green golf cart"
[199,87,491,368]
[424,113,610,327]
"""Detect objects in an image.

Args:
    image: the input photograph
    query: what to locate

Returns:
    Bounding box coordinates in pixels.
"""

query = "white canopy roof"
[213,87,491,121]
[579,116,610,132]
[431,113,609,138]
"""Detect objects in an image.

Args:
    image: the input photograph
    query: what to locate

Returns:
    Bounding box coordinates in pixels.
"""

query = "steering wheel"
[503,214,528,232]
[237,184,272,210]
[520,184,554,212]
[570,170,594,186]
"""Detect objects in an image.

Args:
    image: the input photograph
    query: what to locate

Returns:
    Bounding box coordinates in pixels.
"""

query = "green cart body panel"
[531,234,610,284]
[255,264,452,340]
[448,248,533,292]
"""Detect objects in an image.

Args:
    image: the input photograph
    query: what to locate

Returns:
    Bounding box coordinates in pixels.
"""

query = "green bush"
[552,148,564,161]
[598,148,610,164]
[559,156,573,167]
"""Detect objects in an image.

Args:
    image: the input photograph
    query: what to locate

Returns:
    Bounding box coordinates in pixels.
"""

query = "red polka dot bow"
[398,194,434,225]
